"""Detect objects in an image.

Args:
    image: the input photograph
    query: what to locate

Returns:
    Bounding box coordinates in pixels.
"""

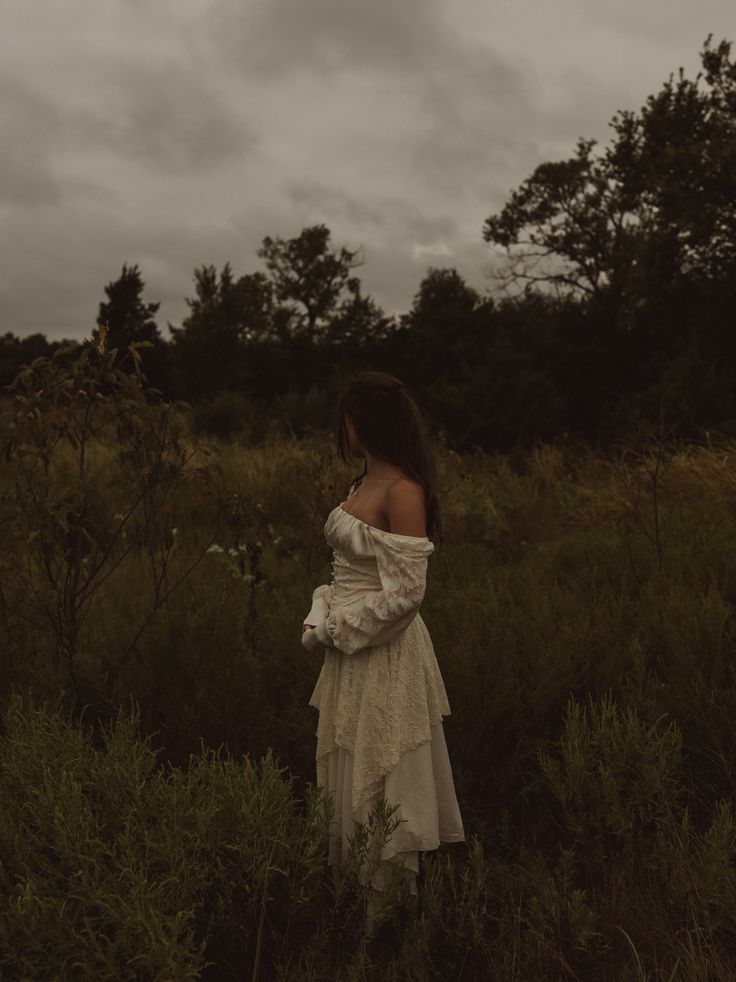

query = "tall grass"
[3,415,736,977]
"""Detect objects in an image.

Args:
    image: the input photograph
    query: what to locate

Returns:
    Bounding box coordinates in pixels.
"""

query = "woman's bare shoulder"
[386,477,427,536]
[390,474,424,495]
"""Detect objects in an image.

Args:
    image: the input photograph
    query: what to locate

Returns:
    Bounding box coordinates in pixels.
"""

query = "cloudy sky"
[2,0,734,341]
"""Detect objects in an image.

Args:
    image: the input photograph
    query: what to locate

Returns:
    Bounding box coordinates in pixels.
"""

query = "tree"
[0,332,55,389]
[400,267,494,382]
[483,36,736,325]
[481,35,736,444]
[397,269,573,450]
[94,263,162,349]
[168,264,274,399]
[320,276,392,348]
[256,224,366,342]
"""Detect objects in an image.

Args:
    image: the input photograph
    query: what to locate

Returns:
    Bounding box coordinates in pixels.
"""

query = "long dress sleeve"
[303,582,334,627]
[303,531,434,655]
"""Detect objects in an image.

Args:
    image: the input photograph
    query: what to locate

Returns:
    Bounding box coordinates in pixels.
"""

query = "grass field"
[2,405,736,979]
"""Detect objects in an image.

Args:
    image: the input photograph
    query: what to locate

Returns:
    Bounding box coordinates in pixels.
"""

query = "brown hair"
[336,369,443,542]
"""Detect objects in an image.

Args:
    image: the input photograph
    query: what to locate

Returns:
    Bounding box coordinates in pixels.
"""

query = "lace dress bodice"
[302,500,451,812]
[303,503,436,653]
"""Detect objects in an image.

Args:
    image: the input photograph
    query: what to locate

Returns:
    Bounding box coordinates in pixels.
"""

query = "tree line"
[2,36,734,453]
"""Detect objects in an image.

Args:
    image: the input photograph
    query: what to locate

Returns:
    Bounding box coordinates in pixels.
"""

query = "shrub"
[0,692,337,980]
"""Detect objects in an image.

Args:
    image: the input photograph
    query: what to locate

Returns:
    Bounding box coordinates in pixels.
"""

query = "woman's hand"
[301,623,325,653]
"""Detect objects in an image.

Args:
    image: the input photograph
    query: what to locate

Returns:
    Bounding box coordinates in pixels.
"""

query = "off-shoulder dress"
[301,486,465,894]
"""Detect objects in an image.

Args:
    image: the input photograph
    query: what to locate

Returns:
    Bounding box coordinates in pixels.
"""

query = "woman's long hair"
[336,370,443,542]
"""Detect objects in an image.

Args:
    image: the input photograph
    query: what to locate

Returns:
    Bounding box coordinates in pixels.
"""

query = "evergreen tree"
[168,264,274,399]
[94,263,161,350]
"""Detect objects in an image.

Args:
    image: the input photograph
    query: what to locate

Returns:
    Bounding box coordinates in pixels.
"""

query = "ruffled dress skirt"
[307,507,466,895]
[322,720,465,894]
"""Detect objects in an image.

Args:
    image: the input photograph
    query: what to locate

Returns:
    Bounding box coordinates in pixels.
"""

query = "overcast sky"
[2,0,734,341]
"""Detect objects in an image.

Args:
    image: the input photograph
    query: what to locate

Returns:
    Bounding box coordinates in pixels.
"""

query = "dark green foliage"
[482,35,736,446]
[0,692,340,981]
[165,227,388,414]
[0,332,55,390]
[190,389,262,441]
[398,281,578,451]
[7,38,736,453]
[483,35,736,308]
[3,412,736,976]
[93,263,168,396]
[167,264,276,400]
[257,224,363,342]
[95,263,161,349]
[0,328,224,704]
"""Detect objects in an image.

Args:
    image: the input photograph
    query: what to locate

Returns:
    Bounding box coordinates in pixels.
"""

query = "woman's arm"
[302,481,433,655]
[302,480,359,633]
[303,582,334,632]
[303,533,432,654]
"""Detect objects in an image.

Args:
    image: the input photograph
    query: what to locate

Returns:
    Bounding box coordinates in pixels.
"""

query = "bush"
[191,389,260,441]
[0,692,337,980]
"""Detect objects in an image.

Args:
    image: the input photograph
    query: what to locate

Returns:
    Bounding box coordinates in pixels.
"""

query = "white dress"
[301,490,465,894]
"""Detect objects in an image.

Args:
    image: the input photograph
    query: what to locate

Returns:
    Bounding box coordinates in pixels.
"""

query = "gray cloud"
[74,57,257,174]
[286,179,458,242]
[210,0,452,79]
[0,72,99,208]
[1,0,734,340]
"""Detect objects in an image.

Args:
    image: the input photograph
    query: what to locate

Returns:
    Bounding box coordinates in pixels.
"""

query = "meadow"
[2,351,736,979]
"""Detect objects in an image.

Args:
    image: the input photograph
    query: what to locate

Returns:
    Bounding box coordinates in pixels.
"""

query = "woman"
[301,369,465,927]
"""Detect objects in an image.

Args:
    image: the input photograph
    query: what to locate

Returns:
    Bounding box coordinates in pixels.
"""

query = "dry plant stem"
[117,498,226,670]
[1,332,228,697]
[609,411,681,581]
